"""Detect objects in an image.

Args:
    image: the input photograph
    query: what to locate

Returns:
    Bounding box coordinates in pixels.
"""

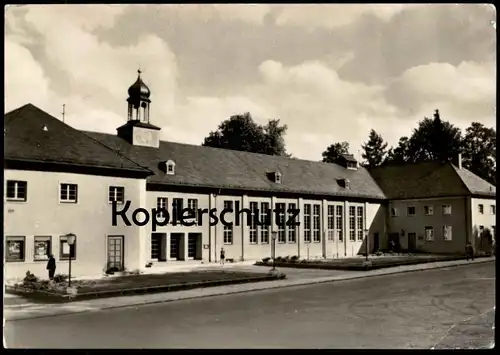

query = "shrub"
[290,255,299,261]
[262,257,271,263]
[375,251,383,256]
[283,256,290,262]
[53,273,68,283]
[275,256,283,262]
[106,267,119,275]
[300,259,308,263]
[23,271,38,285]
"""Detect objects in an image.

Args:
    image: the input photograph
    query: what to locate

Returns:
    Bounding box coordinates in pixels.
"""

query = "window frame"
[356,206,364,241]
[6,180,28,202]
[349,206,356,241]
[406,206,416,216]
[156,197,168,219]
[425,226,434,242]
[59,183,78,203]
[187,198,199,226]
[443,225,452,241]
[424,205,434,216]
[34,236,52,261]
[223,200,234,244]
[59,235,77,260]
[5,236,26,262]
[478,204,484,214]
[335,205,343,242]
[490,205,496,215]
[108,186,125,205]
[287,203,297,243]
[442,204,452,215]
[249,201,259,244]
[260,202,270,244]
[390,207,398,217]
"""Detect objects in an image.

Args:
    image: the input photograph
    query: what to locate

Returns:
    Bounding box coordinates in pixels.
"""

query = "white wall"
[471,197,496,251]
[4,169,147,282]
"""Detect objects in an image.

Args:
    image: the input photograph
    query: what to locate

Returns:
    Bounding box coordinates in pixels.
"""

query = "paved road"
[5,263,495,349]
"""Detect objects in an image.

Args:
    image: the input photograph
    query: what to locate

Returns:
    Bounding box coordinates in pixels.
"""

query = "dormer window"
[337,178,350,189]
[275,172,282,184]
[346,161,357,170]
[340,154,358,170]
[165,160,175,175]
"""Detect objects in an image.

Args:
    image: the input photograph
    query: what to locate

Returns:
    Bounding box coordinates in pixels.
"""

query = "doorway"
[151,233,167,261]
[170,233,182,260]
[107,235,124,271]
[408,233,417,252]
[373,233,380,253]
[187,233,202,260]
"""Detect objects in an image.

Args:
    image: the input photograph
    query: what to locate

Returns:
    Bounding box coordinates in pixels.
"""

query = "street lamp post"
[271,231,278,272]
[365,229,369,261]
[65,233,76,287]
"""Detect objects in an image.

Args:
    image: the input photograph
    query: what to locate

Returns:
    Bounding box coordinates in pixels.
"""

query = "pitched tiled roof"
[4,104,152,174]
[83,131,387,200]
[369,161,496,199]
[452,165,496,197]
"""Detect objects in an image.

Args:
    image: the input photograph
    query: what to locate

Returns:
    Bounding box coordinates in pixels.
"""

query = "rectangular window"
[108,186,125,204]
[357,206,364,241]
[6,180,27,201]
[313,204,321,242]
[276,203,286,243]
[172,198,183,224]
[60,235,76,260]
[260,202,270,244]
[60,183,78,203]
[287,203,297,243]
[188,199,198,225]
[424,205,434,216]
[336,205,343,242]
[223,201,233,244]
[327,205,335,241]
[5,236,25,262]
[34,236,52,261]
[249,202,258,244]
[304,204,311,243]
[491,205,496,215]
[478,204,484,214]
[442,204,452,215]
[425,226,434,242]
[407,206,416,216]
[157,197,168,219]
[443,225,452,241]
[390,207,398,217]
[349,206,356,241]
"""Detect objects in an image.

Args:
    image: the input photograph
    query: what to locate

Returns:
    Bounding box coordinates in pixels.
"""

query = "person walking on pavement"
[220,248,225,266]
[47,254,56,280]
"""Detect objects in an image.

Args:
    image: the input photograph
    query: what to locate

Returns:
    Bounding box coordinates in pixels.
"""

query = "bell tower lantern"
[117,69,161,148]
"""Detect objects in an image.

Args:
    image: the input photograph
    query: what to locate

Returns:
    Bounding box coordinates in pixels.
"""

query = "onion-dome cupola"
[127,69,151,123]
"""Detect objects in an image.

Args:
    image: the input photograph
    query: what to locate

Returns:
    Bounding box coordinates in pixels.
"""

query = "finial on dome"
[138,68,142,76]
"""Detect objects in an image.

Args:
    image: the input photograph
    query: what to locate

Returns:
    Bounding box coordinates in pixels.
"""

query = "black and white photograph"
[3,3,496,349]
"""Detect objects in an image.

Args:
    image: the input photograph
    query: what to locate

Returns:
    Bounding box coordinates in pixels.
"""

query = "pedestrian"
[220,248,225,266]
[47,254,56,280]
[465,242,474,261]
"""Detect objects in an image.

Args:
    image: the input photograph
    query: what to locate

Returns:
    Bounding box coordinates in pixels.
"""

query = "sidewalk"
[4,257,494,321]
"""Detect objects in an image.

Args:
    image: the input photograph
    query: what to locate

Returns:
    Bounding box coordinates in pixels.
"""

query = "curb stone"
[4,258,494,321]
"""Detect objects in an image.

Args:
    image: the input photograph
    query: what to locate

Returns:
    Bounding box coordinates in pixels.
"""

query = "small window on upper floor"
[6,180,27,202]
[407,206,416,216]
[391,207,398,217]
[478,204,484,214]
[109,186,125,204]
[60,183,78,203]
[442,204,452,215]
[424,205,434,216]
[490,205,495,215]
[166,160,175,175]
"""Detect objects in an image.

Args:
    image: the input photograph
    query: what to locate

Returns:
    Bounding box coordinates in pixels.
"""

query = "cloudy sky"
[5,4,496,161]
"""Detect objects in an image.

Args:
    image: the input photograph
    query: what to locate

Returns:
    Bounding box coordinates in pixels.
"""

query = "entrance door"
[107,236,124,271]
[188,234,197,259]
[373,233,380,253]
[170,234,181,259]
[408,233,416,252]
[151,233,167,261]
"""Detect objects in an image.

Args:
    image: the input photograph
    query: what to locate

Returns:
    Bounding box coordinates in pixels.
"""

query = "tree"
[321,141,350,164]
[361,129,388,168]
[384,109,463,166]
[202,113,289,156]
[462,122,496,185]
[384,136,411,165]
[406,109,463,163]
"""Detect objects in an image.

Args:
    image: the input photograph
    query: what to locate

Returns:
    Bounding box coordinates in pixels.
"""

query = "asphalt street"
[4,262,495,349]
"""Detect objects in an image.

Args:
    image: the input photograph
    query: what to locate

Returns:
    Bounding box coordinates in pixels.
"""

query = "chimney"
[458,153,462,169]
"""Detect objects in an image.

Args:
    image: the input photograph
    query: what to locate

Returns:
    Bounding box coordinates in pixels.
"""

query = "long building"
[3,72,495,281]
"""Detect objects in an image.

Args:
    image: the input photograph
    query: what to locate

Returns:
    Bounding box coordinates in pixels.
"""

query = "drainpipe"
[464,196,469,255]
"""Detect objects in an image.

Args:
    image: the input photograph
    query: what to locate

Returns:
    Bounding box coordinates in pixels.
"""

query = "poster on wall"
[62,241,70,255]
[34,241,50,261]
[8,241,21,259]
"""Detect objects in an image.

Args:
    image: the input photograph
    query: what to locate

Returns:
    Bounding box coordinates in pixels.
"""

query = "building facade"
[3,72,495,281]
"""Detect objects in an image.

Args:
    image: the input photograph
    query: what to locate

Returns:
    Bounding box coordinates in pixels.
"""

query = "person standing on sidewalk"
[46,254,56,280]
[220,248,225,266]
[465,242,474,261]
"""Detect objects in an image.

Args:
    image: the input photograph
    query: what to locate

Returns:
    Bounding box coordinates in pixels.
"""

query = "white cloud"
[274,4,416,29]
